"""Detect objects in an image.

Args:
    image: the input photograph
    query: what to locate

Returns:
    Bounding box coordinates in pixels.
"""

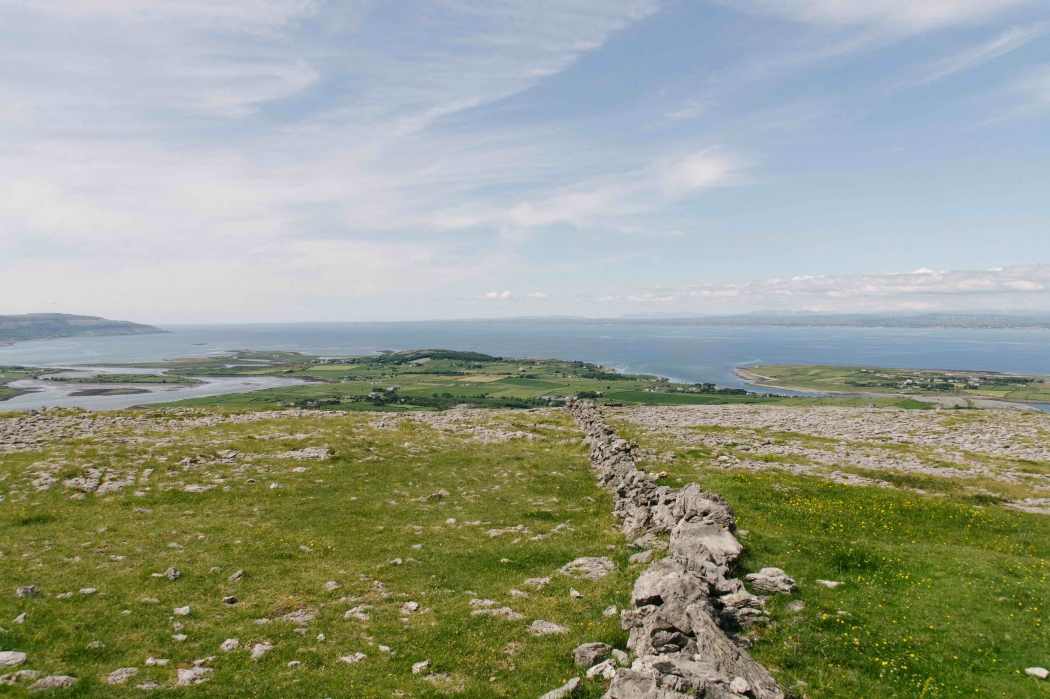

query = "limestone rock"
[529,620,569,635]
[220,638,239,652]
[746,568,796,594]
[105,668,138,685]
[1026,667,1049,679]
[572,642,611,667]
[0,651,27,668]
[250,642,273,659]
[815,579,843,589]
[16,586,39,598]
[559,557,616,580]
[28,675,78,691]
[471,607,524,620]
[586,659,617,680]
[412,659,431,674]
[176,668,212,685]
[0,670,39,686]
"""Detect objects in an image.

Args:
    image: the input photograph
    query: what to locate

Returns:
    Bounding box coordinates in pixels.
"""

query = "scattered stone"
[344,605,371,621]
[0,670,39,686]
[746,568,797,594]
[469,599,497,608]
[510,589,527,597]
[629,550,653,565]
[56,592,73,599]
[173,606,190,616]
[558,557,615,580]
[163,568,181,581]
[250,642,273,659]
[79,588,98,596]
[573,642,611,667]
[139,597,159,604]
[611,649,630,666]
[172,634,187,642]
[0,651,27,668]
[538,676,580,699]
[133,508,153,514]
[815,579,843,589]
[586,659,616,680]
[400,601,419,614]
[786,599,806,612]
[529,620,569,635]
[136,681,160,690]
[340,653,366,664]
[287,661,302,669]
[471,607,524,620]
[412,659,431,674]
[105,668,138,685]
[324,581,340,591]
[275,447,330,460]
[86,641,105,650]
[228,570,244,582]
[13,614,26,624]
[631,533,669,551]
[220,638,239,652]
[145,658,168,666]
[1026,667,1050,679]
[569,588,584,599]
[222,596,237,605]
[16,586,39,598]
[522,577,550,588]
[281,609,316,625]
[28,675,78,691]
[176,667,212,685]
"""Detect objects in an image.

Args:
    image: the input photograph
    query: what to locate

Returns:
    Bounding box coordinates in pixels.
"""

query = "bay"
[4,322,1050,409]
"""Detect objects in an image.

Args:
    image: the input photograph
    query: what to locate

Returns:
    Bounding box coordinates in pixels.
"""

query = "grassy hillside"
[741,365,1050,406]
[2,401,1048,697]
[0,314,166,345]
[611,404,1050,699]
[1,407,633,697]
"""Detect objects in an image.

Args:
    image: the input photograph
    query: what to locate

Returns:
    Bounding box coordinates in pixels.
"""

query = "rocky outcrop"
[566,398,783,699]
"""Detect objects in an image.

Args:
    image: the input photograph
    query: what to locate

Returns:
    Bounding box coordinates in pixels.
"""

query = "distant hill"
[0,313,167,344]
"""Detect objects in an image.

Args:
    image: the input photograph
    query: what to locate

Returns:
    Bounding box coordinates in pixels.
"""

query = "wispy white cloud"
[904,24,1042,86]
[597,265,1050,312]
[1009,63,1050,114]
[663,100,705,120]
[527,292,550,299]
[718,0,1034,32]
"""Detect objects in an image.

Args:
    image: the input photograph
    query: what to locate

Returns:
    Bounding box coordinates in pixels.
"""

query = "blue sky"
[1,0,1049,322]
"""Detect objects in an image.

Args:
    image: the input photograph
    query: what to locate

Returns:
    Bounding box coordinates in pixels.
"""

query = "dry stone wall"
[566,398,784,699]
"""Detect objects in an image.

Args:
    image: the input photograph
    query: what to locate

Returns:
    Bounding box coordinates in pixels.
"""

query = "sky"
[1,0,1049,323]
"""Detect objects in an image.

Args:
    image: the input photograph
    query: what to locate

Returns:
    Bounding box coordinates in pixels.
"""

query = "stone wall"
[566,398,784,699]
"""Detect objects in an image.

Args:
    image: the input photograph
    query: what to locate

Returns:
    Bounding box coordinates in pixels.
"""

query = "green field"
[742,365,1050,406]
[610,409,1050,699]
[123,350,778,411]
[1,408,634,697]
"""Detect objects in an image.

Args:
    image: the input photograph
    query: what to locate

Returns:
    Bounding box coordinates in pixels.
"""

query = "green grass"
[744,365,1050,406]
[0,409,635,697]
[638,452,1050,698]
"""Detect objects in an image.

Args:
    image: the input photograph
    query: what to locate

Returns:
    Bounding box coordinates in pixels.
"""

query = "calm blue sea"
[5,322,1050,382]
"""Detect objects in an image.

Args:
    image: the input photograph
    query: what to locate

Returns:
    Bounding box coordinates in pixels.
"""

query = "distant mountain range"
[0,314,167,344]
[462,312,1050,330]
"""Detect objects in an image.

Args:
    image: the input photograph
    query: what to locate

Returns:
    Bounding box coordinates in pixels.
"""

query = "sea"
[3,322,1050,412]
